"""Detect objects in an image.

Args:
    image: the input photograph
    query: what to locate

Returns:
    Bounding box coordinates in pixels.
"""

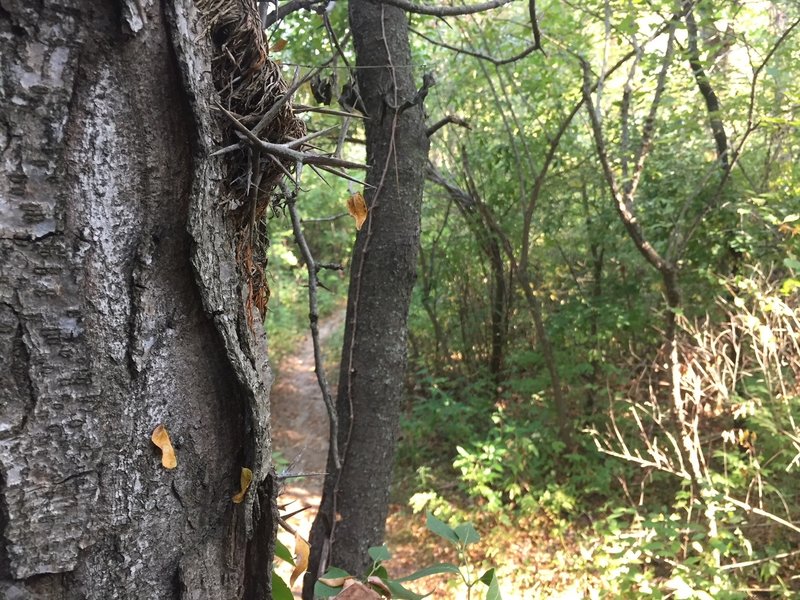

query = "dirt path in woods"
[270,312,545,599]
[271,311,344,594]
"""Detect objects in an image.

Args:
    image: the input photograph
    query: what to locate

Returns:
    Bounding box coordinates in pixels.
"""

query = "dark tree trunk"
[304,0,430,592]
[0,1,278,598]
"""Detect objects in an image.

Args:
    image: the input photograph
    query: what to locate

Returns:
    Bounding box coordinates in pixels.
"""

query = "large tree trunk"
[0,1,278,598]
[304,0,430,593]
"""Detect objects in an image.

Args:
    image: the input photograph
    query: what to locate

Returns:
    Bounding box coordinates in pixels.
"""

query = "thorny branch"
[215,104,364,169]
[374,0,513,17]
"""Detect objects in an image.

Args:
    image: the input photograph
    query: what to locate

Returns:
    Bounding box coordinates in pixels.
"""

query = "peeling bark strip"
[0,1,279,598]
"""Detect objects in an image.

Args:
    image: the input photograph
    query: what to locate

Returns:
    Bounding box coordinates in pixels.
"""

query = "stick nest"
[197,0,306,319]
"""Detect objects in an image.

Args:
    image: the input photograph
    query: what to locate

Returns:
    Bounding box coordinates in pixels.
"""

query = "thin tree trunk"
[304,0,430,591]
[0,2,278,597]
[426,167,510,379]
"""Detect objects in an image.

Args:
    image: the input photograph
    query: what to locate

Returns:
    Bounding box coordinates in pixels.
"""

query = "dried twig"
[410,26,540,65]
[426,114,470,137]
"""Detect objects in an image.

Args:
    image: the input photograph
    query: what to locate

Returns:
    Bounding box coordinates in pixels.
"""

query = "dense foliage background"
[266,0,800,596]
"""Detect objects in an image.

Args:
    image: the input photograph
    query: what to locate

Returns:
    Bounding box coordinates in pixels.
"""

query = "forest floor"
[270,311,588,599]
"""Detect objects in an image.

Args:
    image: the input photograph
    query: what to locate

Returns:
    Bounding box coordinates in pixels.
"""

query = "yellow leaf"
[232,467,253,504]
[347,192,368,230]
[289,533,310,586]
[151,424,177,469]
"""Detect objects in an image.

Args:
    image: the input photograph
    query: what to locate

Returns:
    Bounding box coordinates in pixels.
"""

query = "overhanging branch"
[375,0,514,16]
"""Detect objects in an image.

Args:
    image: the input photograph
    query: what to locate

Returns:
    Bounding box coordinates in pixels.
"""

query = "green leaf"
[426,512,458,544]
[314,568,351,597]
[454,523,480,546]
[382,579,430,600]
[784,257,800,271]
[480,569,502,600]
[368,544,392,563]
[274,538,294,565]
[272,573,294,600]
[395,562,462,582]
[314,581,343,597]
[320,567,350,579]
[479,569,495,586]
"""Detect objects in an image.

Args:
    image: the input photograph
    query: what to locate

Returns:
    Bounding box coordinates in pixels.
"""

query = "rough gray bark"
[0,1,275,598]
[304,0,431,593]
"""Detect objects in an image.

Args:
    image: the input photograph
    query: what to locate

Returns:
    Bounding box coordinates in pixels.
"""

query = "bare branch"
[528,0,543,50]
[375,0,514,17]
[672,15,800,255]
[302,212,350,223]
[215,102,368,171]
[426,114,470,137]
[252,70,311,138]
[581,60,671,276]
[261,0,326,27]
[251,31,352,138]
[294,104,367,119]
[410,26,539,65]
[626,26,676,200]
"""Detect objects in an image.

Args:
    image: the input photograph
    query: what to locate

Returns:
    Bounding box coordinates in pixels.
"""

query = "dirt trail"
[271,311,344,594]
[270,313,553,599]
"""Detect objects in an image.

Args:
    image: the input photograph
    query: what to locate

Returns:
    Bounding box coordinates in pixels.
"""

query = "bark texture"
[0,1,274,598]
[304,1,431,593]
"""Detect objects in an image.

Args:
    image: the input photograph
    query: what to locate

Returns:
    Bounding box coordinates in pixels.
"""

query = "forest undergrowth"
[265,1,800,596]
